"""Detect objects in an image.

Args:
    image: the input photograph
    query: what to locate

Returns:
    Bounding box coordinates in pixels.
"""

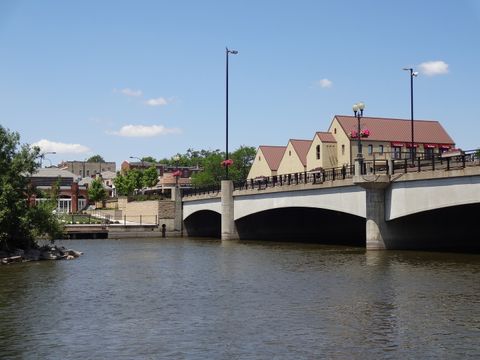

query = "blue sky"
[1,0,479,168]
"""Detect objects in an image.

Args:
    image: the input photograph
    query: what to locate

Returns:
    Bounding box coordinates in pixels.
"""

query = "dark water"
[0,238,479,359]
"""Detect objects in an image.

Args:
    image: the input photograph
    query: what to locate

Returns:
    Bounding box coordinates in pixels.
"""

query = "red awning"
[406,143,419,148]
[391,142,404,147]
[440,144,452,149]
[424,144,437,149]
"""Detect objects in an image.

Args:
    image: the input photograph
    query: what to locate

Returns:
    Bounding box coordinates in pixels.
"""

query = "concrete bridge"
[182,163,480,251]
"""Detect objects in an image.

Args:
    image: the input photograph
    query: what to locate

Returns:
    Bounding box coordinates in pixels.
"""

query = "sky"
[1,0,480,169]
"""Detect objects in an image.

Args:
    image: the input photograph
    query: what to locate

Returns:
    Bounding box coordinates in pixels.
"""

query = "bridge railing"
[182,184,221,197]
[182,149,479,197]
[233,165,356,191]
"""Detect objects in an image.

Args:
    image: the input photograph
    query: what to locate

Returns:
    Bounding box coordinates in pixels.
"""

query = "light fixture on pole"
[352,102,365,175]
[173,154,181,188]
[225,47,238,180]
[403,67,418,162]
[129,156,144,170]
[39,151,56,167]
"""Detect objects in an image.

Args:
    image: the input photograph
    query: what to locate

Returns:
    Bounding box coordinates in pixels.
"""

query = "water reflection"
[0,239,479,359]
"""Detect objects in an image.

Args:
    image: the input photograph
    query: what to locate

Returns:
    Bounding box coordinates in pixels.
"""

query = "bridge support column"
[173,187,183,235]
[221,180,238,240]
[355,175,391,250]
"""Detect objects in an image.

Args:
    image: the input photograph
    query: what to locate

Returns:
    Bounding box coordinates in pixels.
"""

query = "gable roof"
[259,145,285,171]
[333,115,455,145]
[315,131,337,143]
[289,139,312,166]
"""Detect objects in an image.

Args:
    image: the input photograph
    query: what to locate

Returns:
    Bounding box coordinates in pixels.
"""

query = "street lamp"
[352,102,365,175]
[225,47,238,180]
[39,151,56,167]
[403,67,418,162]
[129,156,144,170]
[173,154,180,188]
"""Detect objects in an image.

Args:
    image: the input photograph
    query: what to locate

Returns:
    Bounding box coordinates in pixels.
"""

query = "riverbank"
[0,245,83,265]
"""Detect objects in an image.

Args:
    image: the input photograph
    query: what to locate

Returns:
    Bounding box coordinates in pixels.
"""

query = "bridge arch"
[184,210,221,238]
[386,175,480,220]
[235,206,365,245]
[233,187,366,220]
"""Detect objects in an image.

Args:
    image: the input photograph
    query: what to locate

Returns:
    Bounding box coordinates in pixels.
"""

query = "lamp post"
[403,67,418,162]
[173,155,180,188]
[352,102,365,175]
[129,156,144,170]
[39,151,56,167]
[225,47,238,180]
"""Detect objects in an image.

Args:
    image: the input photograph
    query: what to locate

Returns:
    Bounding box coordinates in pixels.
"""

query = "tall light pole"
[352,102,365,175]
[225,47,238,180]
[129,156,144,170]
[39,151,56,167]
[403,67,418,162]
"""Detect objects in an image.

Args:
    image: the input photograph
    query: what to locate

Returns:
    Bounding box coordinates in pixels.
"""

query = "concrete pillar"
[221,180,239,240]
[172,187,183,235]
[365,187,387,250]
[354,175,391,250]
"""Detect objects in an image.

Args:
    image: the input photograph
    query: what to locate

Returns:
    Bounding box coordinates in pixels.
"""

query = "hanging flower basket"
[349,129,370,139]
[172,170,182,177]
[221,159,234,167]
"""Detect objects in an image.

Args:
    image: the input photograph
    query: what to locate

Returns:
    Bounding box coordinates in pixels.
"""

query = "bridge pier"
[355,175,391,250]
[221,180,239,240]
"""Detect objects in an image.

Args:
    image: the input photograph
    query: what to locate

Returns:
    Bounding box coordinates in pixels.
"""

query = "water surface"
[0,238,479,359]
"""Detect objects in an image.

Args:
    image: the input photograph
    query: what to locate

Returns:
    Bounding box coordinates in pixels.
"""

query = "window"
[393,147,402,159]
[425,148,434,160]
[368,145,373,155]
[87,170,90,176]
[341,144,345,155]
[379,145,384,155]
[258,156,261,161]
[289,150,291,156]
[316,145,321,160]
[334,128,337,134]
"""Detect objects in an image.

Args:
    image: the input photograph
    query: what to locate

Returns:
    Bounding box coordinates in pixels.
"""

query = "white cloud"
[145,97,169,106]
[32,139,90,154]
[110,124,181,137]
[317,78,333,88]
[114,88,143,97]
[419,61,449,76]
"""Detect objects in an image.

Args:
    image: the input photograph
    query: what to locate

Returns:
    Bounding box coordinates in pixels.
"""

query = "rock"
[25,249,41,261]
[40,251,57,260]
[13,249,25,257]
[1,255,23,264]
[66,249,83,257]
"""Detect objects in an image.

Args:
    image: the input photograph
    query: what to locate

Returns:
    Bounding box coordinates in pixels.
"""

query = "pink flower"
[221,159,234,167]
[172,170,182,177]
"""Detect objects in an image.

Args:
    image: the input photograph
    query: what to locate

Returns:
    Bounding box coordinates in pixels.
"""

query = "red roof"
[290,139,312,166]
[259,145,285,171]
[315,131,337,143]
[333,115,455,145]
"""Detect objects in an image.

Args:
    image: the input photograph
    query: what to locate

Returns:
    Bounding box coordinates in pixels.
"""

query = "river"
[0,238,479,359]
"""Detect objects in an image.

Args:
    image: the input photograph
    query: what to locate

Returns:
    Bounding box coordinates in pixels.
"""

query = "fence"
[183,150,479,197]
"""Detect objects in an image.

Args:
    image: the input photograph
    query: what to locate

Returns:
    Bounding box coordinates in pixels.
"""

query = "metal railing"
[182,150,479,197]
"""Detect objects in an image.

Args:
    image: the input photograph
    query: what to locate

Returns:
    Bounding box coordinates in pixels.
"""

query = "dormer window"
[316,145,321,160]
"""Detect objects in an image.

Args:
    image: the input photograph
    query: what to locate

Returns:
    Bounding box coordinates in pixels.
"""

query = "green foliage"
[87,154,105,163]
[88,178,107,203]
[113,169,144,196]
[142,166,159,188]
[141,156,157,164]
[191,152,224,187]
[0,125,64,250]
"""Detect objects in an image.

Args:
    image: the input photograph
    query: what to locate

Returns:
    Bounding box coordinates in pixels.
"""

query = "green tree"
[113,169,144,196]
[142,166,159,188]
[191,152,224,187]
[87,155,105,163]
[229,146,257,182]
[88,178,107,204]
[0,125,63,250]
[141,156,157,164]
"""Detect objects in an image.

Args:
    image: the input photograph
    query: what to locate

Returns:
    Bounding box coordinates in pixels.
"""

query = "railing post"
[447,157,450,171]
[404,159,408,173]
[332,168,336,181]
[432,156,435,171]
[462,155,466,168]
[124,215,126,226]
[140,215,142,225]
[417,157,421,172]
